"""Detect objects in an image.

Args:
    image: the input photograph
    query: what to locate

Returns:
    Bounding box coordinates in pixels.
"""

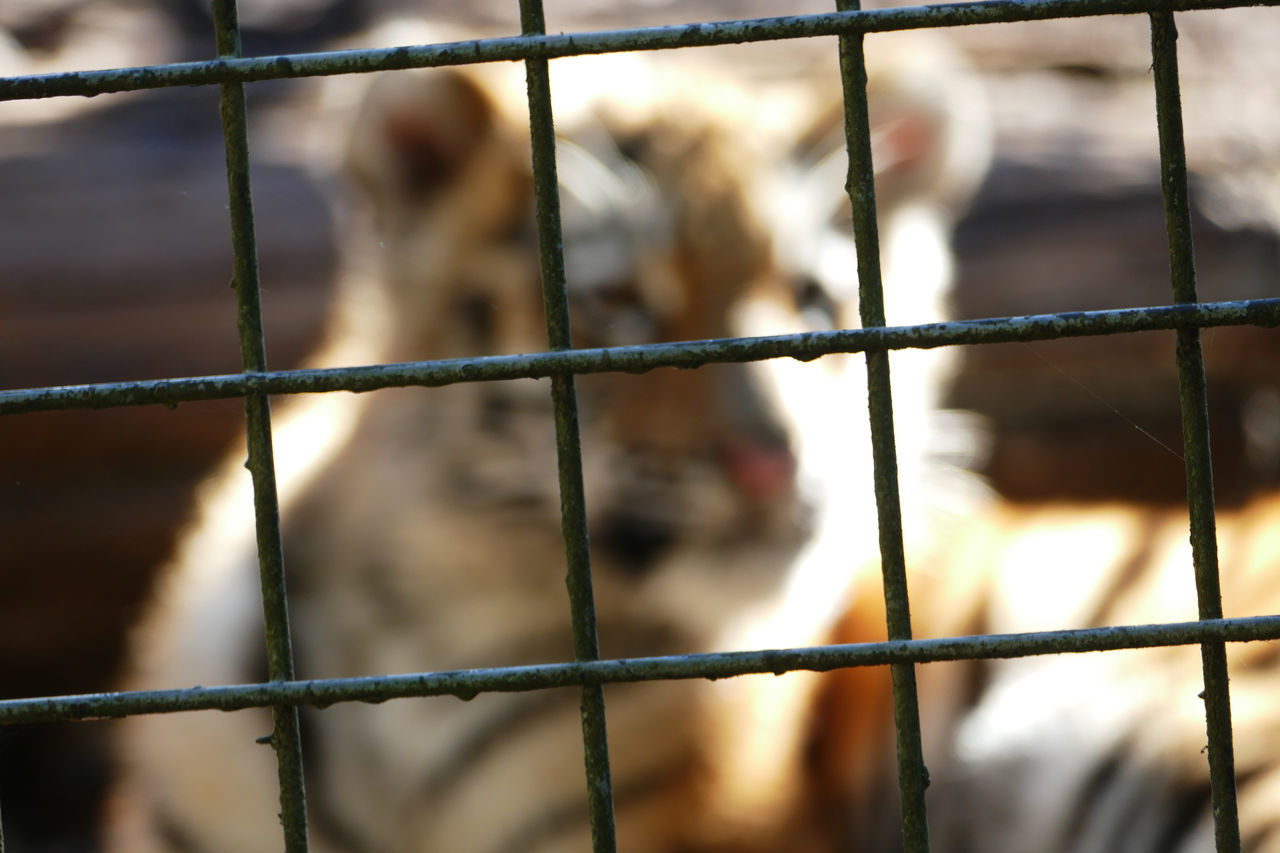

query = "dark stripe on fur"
[492,701,698,853]
[290,619,689,850]
[1059,744,1215,853]
[418,686,582,799]
[300,704,382,853]
[155,805,207,853]
[1059,750,1124,852]
[1082,511,1165,629]
[1154,778,1213,853]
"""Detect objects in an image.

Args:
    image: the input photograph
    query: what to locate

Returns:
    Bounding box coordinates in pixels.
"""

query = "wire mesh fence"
[3,0,1280,851]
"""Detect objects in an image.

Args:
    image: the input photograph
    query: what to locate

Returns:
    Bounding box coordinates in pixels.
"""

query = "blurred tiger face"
[109,39,998,853]
[340,64,811,664]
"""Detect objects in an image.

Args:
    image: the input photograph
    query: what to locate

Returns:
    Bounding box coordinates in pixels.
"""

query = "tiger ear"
[346,69,498,206]
[862,36,992,221]
[786,37,990,223]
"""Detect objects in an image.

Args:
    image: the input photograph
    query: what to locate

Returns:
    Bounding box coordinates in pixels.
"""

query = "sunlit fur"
[803,485,1280,851]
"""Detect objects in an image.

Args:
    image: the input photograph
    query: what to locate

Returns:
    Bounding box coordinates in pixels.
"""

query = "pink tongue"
[720,438,796,501]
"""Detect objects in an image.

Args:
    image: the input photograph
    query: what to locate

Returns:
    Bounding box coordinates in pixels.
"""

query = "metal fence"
[3,0,1280,851]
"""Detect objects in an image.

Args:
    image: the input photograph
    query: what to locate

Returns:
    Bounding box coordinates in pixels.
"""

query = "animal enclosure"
[2,0,1280,850]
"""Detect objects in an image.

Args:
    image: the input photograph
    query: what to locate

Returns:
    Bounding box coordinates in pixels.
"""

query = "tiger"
[797,479,1280,850]
[103,29,994,853]
[704,30,1280,853]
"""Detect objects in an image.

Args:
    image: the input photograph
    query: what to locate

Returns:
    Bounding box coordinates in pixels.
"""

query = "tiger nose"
[718,433,796,502]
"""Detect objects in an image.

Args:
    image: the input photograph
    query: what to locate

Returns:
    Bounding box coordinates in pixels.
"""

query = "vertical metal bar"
[1148,11,1240,850]
[210,2,310,851]
[834,8,931,852]
[516,1,617,850]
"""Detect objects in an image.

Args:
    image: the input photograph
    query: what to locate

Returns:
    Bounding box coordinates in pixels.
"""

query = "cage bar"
[211,0,310,850]
[3,0,1277,101]
[835,4,931,849]
[1,1,1279,850]
[1148,10,1240,850]
[518,0,618,847]
[4,299,1275,417]
[5,614,1280,728]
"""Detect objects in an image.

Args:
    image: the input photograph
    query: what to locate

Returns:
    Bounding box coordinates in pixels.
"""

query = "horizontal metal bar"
[3,298,1277,415]
[2,0,1277,101]
[4,613,1280,726]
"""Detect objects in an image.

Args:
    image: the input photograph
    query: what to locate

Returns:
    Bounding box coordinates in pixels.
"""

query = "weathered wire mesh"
[3,0,1280,851]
